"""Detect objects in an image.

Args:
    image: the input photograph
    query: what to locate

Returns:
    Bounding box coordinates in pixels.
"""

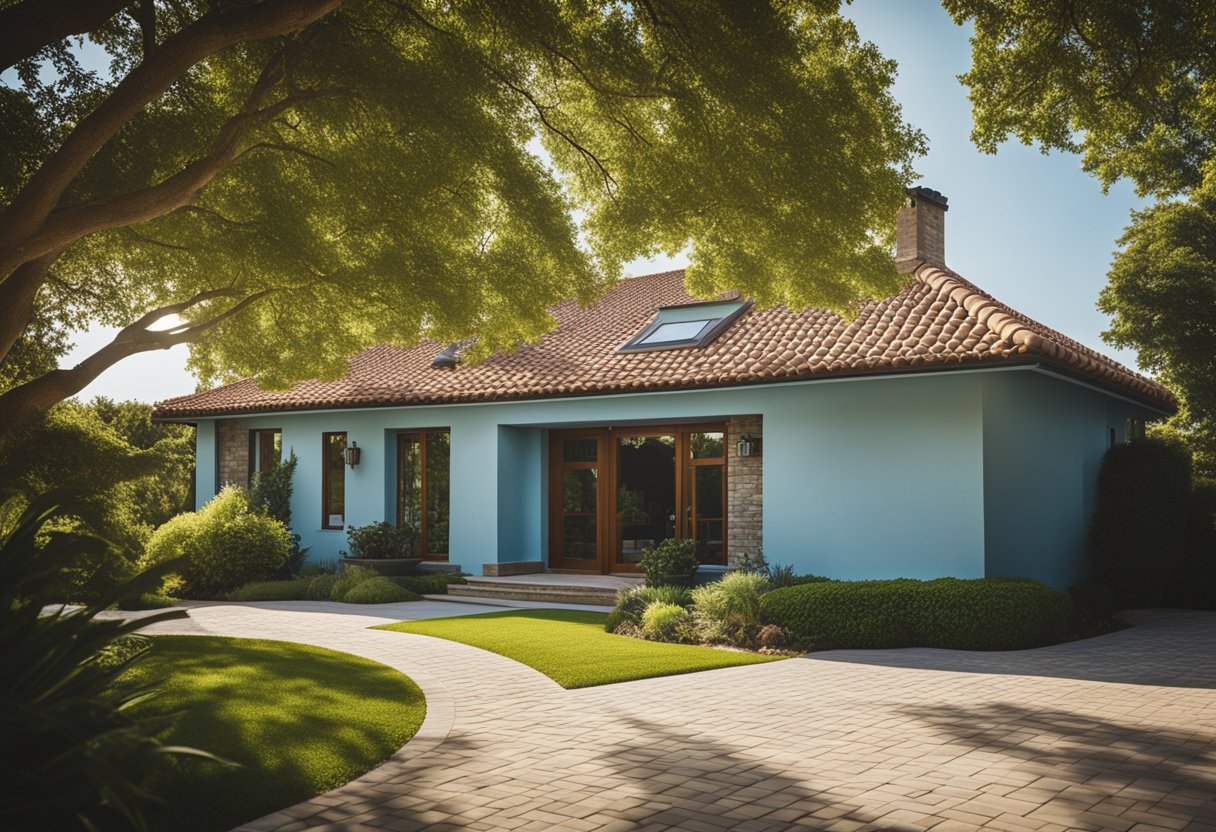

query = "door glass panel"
[562,469,597,512]
[615,435,676,564]
[425,432,451,554]
[693,464,725,564]
[563,438,598,463]
[563,516,598,558]
[690,431,725,459]
[397,433,422,531]
[561,468,598,560]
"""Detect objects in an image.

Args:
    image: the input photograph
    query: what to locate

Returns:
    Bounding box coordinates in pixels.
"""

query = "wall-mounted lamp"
[344,441,362,468]
[736,434,760,457]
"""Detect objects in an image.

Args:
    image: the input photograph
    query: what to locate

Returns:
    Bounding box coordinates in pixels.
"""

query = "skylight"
[620,298,751,353]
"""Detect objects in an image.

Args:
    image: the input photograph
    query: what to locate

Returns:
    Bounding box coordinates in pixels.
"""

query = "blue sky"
[60,1,1147,403]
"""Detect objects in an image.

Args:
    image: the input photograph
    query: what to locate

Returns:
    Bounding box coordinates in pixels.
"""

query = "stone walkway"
[127,602,1216,832]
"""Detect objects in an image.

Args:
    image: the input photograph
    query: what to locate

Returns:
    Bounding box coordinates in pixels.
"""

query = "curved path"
[128,602,1216,832]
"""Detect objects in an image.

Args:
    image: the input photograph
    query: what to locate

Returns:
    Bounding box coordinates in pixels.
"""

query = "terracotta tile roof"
[152,264,1174,419]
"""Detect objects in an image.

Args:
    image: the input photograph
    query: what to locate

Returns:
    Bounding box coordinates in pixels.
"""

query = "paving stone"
[106,602,1216,832]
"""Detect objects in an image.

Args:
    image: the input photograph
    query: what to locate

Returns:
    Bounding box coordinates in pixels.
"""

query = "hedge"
[760,577,1073,651]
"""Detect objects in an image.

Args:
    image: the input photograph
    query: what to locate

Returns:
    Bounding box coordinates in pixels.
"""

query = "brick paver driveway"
[132,603,1216,832]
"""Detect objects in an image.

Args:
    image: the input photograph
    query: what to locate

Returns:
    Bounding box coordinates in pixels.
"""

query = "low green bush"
[342,576,420,604]
[115,591,179,611]
[389,574,468,595]
[221,578,313,602]
[638,538,699,586]
[761,577,1073,651]
[640,602,692,642]
[305,574,339,600]
[329,564,380,602]
[344,521,416,559]
[141,487,291,597]
[604,584,693,633]
[691,571,768,647]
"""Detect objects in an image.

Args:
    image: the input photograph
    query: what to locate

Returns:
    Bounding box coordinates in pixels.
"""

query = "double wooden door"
[549,425,727,573]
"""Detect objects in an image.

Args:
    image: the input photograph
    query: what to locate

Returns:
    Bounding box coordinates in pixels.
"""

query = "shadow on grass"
[126,636,424,832]
[803,611,1216,689]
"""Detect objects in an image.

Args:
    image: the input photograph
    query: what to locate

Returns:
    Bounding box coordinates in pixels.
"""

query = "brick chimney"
[896,186,948,273]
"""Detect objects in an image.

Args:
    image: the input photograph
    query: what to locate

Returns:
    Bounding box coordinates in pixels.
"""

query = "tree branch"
[13,67,352,268]
[0,288,271,431]
[0,0,342,259]
[0,0,130,72]
[0,248,64,367]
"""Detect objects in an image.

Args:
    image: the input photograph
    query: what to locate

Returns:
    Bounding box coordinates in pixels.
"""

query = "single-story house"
[153,188,1174,588]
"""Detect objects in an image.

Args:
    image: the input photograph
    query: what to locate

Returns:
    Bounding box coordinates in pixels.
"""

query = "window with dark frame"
[396,430,451,558]
[248,429,282,484]
[322,432,347,529]
[619,299,752,353]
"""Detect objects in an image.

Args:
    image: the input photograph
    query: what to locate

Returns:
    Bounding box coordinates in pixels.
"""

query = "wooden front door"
[549,425,727,573]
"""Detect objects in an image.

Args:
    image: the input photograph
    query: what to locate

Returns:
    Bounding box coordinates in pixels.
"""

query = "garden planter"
[340,557,424,576]
[656,572,695,588]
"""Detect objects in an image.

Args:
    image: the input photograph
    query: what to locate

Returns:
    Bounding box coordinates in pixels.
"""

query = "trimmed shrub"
[221,577,313,602]
[1176,478,1216,610]
[389,574,468,595]
[691,571,768,647]
[1090,439,1192,607]
[248,451,307,576]
[341,576,420,604]
[764,563,831,590]
[115,591,179,611]
[141,487,291,596]
[760,578,1072,651]
[345,521,416,559]
[641,602,692,642]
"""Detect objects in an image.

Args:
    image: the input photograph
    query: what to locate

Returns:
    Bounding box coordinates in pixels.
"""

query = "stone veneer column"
[726,415,762,568]
[216,419,249,489]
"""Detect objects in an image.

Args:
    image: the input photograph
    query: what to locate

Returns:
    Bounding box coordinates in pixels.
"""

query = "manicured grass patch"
[123,636,425,832]
[375,609,779,688]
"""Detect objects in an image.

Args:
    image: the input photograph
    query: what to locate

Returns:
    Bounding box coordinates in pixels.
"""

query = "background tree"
[0,398,194,600]
[944,0,1216,473]
[0,0,924,436]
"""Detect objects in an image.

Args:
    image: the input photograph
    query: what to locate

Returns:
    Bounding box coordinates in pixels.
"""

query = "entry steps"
[446,575,636,607]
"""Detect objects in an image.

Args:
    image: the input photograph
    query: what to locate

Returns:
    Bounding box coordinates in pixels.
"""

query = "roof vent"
[431,342,462,369]
[896,186,948,273]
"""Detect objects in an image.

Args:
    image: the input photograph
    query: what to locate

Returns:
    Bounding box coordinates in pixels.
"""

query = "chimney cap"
[907,186,948,210]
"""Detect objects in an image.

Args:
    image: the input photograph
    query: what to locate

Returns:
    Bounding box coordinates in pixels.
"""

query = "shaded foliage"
[0,399,193,602]
[1090,439,1193,607]
[0,0,924,427]
[0,494,212,831]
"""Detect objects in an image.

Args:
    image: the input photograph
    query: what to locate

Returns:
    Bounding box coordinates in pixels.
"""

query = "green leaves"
[4,0,924,405]
[0,494,221,832]
[946,0,1216,198]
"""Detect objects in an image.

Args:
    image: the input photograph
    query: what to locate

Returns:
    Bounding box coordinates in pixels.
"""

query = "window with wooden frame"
[396,429,451,558]
[322,432,347,529]
[248,429,282,484]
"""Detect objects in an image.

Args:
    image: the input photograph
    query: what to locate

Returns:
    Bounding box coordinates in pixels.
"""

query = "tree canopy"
[0,0,924,431]
[947,0,1216,473]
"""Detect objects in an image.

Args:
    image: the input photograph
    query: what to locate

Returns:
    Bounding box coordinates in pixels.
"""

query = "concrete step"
[447,581,622,607]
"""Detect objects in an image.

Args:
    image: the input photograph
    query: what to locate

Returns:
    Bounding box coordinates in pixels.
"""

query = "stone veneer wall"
[726,415,762,568]
[216,419,248,490]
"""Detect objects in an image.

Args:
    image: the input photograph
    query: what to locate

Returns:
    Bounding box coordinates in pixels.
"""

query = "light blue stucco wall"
[194,420,216,511]
[980,371,1162,588]
[188,366,1163,585]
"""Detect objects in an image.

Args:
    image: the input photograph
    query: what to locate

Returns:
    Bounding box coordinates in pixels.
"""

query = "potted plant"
[638,538,700,587]
[339,521,422,576]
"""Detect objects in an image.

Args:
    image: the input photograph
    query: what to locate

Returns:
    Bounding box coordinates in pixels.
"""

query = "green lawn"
[375,609,780,688]
[122,636,425,832]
